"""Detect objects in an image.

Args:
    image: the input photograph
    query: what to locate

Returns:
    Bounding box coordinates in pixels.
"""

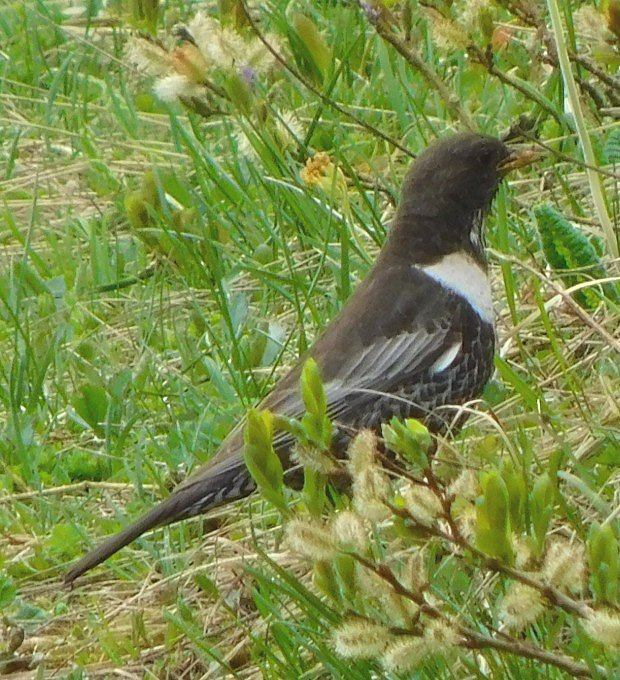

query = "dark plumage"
[66,132,527,583]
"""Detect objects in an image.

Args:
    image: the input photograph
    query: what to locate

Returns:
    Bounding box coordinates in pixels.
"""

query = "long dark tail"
[65,464,256,584]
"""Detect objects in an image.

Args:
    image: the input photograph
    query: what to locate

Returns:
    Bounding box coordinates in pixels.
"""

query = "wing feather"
[178,263,469,489]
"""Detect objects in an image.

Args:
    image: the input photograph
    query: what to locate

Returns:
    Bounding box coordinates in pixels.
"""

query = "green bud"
[301,358,327,416]
[272,414,303,437]
[130,0,160,34]
[587,523,619,603]
[479,7,495,42]
[529,473,555,554]
[225,72,253,115]
[314,560,341,603]
[500,458,526,532]
[243,409,287,514]
[476,471,513,564]
[299,359,332,448]
[252,242,273,264]
[292,14,332,82]
[125,192,151,230]
[334,553,356,602]
[382,417,431,470]
[303,468,327,517]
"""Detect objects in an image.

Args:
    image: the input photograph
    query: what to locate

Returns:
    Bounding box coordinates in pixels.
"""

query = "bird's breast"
[416,251,494,325]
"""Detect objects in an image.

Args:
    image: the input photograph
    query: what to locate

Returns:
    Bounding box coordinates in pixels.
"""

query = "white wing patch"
[322,327,446,418]
[334,330,429,385]
[418,252,494,324]
[429,340,462,374]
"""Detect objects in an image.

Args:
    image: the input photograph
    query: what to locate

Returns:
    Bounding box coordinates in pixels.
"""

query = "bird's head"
[392,133,534,264]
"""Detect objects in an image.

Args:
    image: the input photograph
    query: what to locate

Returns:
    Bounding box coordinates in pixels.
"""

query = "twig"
[515,130,620,181]
[349,552,600,677]
[96,265,157,292]
[238,0,415,158]
[429,471,595,618]
[366,6,474,130]
[396,500,593,620]
[569,53,620,95]
[463,629,598,677]
[469,45,564,125]
[0,481,156,504]
[492,252,620,356]
[503,1,619,107]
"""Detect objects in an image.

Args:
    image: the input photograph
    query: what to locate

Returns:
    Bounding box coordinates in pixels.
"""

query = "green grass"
[0,0,619,677]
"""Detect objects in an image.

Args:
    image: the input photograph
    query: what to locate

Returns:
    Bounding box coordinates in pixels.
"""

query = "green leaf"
[291,14,332,83]
[603,127,620,164]
[382,417,431,470]
[299,359,332,449]
[193,574,219,599]
[243,409,288,514]
[333,553,356,602]
[224,71,253,114]
[313,560,341,603]
[495,356,548,413]
[47,523,83,559]
[301,358,327,417]
[500,457,526,532]
[529,473,555,554]
[0,572,17,609]
[534,204,619,308]
[587,523,619,603]
[476,471,513,564]
[303,468,327,517]
[72,383,109,435]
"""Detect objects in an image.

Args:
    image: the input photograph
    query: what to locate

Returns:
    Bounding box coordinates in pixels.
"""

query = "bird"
[65,132,534,583]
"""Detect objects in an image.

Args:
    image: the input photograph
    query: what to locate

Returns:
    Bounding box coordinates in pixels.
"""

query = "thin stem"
[368,9,474,130]
[546,0,619,259]
[238,0,415,158]
[349,552,600,677]
[463,630,599,677]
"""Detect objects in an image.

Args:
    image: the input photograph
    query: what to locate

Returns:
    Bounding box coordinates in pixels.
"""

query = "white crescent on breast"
[418,252,494,324]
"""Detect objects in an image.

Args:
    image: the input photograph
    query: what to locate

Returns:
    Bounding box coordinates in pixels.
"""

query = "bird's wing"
[262,324,455,427]
[183,262,466,489]
[324,326,455,419]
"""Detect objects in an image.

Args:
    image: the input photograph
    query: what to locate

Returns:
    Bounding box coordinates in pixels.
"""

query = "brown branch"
[493,4,618,112]
[349,552,600,677]
[483,558,593,619]
[238,0,415,158]
[570,53,620,94]
[366,6,474,130]
[470,45,564,124]
[514,130,620,181]
[387,486,593,621]
[463,630,599,677]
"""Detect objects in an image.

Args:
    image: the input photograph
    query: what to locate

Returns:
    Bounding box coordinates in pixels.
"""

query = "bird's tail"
[65,462,255,584]
[64,496,177,583]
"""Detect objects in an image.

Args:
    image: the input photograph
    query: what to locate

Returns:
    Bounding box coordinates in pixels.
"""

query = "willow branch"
[388,495,592,621]
[238,0,414,157]
[349,552,600,677]
[463,630,599,677]
[362,3,474,129]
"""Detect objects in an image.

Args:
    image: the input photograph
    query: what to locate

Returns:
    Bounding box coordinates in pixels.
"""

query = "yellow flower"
[301,152,333,187]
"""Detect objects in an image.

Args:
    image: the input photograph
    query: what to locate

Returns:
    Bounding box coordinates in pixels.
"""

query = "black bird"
[66,132,532,583]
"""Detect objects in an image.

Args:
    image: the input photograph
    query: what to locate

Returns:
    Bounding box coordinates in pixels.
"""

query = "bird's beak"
[498,146,544,176]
